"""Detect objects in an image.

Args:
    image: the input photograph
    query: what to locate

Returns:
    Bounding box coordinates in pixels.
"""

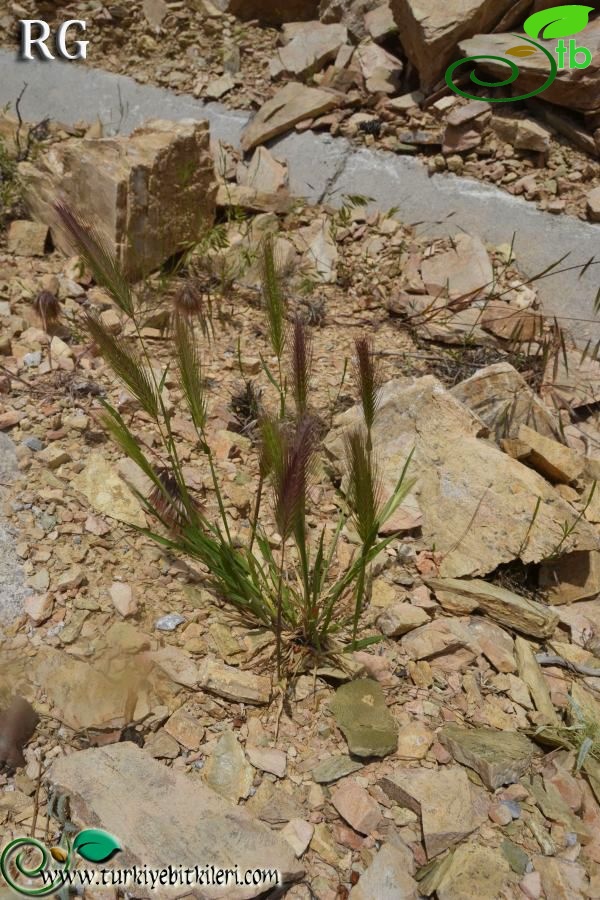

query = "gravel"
[0,434,30,626]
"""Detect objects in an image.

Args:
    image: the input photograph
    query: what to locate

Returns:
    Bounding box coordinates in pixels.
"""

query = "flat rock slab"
[326,376,599,578]
[379,765,480,858]
[50,743,304,898]
[241,82,343,151]
[427,577,559,639]
[450,362,560,441]
[459,21,600,112]
[439,724,540,790]
[330,679,398,758]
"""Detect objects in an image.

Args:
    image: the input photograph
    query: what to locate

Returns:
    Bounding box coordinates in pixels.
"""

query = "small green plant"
[57,203,413,678]
[0,137,20,230]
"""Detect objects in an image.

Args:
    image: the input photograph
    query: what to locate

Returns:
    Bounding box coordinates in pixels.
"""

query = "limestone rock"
[241,83,342,152]
[246,744,287,778]
[420,233,493,301]
[331,779,382,834]
[282,819,314,857]
[149,647,200,688]
[326,377,599,578]
[540,551,600,605]
[376,603,429,637]
[164,705,205,750]
[269,23,348,80]
[349,842,418,899]
[542,347,600,410]
[436,842,515,900]
[6,220,49,256]
[33,649,131,731]
[533,856,588,900]
[459,23,600,112]
[450,362,560,441]
[198,659,271,705]
[492,116,552,154]
[365,3,398,43]
[109,582,137,617]
[517,425,584,484]
[439,724,539,789]
[73,451,146,527]
[294,217,338,283]
[427,578,559,639]
[24,593,53,625]
[380,765,480,858]
[240,146,288,195]
[515,636,560,726]
[144,728,180,759]
[396,721,434,760]
[20,119,217,281]
[204,730,254,802]
[587,186,600,223]
[480,301,544,342]
[50,743,303,897]
[330,679,398,758]
[313,755,364,783]
[354,41,404,94]
[443,100,491,154]
[390,0,513,89]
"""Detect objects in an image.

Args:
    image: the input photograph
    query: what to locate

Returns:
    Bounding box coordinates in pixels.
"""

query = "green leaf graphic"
[524,4,593,40]
[73,829,122,863]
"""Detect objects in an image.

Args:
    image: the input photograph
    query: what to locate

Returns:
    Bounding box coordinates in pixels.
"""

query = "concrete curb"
[0,434,30,626]
[1,50,600,341]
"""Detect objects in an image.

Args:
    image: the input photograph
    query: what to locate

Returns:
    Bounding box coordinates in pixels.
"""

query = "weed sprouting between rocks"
[56,202,414,678]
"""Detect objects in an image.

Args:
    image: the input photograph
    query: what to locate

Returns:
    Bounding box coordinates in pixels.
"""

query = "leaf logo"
[524,4,593,41]
[506,45,539,57]
[73,829,122,863]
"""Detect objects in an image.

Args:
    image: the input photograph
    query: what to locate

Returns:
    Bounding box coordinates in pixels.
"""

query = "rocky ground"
[3,0,600,220]
[2,3,600,900]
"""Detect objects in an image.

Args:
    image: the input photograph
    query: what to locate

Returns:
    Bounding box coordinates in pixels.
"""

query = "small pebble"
[155,613,187,631]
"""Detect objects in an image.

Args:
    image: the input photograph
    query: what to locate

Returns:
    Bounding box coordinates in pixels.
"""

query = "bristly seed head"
[354,336,383,438]
[148,468,198,532]
[290,318,313,416]
[35,291,61,330]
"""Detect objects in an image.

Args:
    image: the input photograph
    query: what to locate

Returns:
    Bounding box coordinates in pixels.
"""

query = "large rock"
[241,83,343,151]
[379,765,481,858]
[50,743,303,898]
[73,452,146,528]
[420,233,493,301]
[19,119,217,281]
[390,0,513,89]
[436,843,515,900]
[223,0,319,23]
[269,23,348,80]
[458,22,600,112]
[439,724,540,789]
[349,842,418,899]
[326,376,599,578]
[427,577,559,639]
[330,679,398,758]
[450,362,560,441]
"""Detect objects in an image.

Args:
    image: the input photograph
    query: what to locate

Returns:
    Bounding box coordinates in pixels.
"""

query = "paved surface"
[1,51,600,343]
[0,434,30,626]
